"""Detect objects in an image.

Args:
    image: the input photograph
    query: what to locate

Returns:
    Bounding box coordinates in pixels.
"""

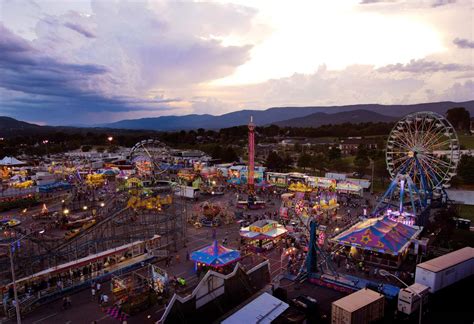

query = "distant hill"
[100,100,474,131]
[0,117,156,137]
[0,117,49,136]
[273,109,397,127]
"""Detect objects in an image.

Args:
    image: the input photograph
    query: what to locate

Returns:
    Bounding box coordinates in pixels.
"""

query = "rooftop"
[332,288,384,312]
[222,292,289,324]
[417,246,474,273]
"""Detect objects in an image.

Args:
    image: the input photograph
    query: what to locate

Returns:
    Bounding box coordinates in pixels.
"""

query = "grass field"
[459,134,474,149]
[456,204,474,222]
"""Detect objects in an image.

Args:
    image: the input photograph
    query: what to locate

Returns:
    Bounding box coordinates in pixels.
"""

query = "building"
[279,137,337,150]
[339,138,378,155]
[158,256,270,323]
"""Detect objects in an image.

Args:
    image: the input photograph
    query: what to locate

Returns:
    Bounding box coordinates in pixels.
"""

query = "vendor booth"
[240,220,288,252]
[112,264,168,314]
[266,172,288,187]
[336,181,363,196]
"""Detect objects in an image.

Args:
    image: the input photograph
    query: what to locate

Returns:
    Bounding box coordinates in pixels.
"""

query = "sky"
[0,0,473,125]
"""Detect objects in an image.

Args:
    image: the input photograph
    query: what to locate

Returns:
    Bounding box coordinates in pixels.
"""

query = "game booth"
[331,216,423,269]
[240,220,288,252]
[336,181,363,197]
[311,190,339,214]
[190,240,241,274]
[227,166,265,185]
[111,264,169,315]
[266,172,289,188]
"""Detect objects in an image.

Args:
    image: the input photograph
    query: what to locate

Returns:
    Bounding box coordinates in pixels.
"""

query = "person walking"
[66,296,72,308]
[91,287,96,301]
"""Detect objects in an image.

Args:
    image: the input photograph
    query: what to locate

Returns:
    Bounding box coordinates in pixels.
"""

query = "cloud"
[0,1,257,124]
[431,0,456,7]
[453,38,474,49]
[210,62,473,110]
[377,59,472,73]
[359,0,396,4]
[443,80,474,101]
[63,22,96,38]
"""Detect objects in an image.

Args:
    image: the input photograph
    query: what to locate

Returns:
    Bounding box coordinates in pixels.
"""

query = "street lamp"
[5,229,45,324]
[378,269,423,324]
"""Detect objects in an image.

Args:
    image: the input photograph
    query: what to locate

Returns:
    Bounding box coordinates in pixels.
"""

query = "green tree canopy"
[458,155,474,184]
[446,107,470,132]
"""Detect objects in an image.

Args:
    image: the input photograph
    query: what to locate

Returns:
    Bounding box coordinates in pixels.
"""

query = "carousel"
[190,239,241,274]
[331,216,422,269]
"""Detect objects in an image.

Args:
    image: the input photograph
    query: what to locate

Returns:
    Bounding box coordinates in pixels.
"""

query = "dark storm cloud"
[0,23,177,123]
[63,22,96,38]
[453,38,474,49]
[378,59,471,73]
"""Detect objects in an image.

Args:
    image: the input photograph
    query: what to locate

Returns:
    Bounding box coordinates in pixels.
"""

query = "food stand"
[240,220,288,252]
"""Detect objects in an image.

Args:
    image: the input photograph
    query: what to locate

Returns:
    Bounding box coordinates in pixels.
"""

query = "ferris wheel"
[129,139,170,179]
[386,111,460,193]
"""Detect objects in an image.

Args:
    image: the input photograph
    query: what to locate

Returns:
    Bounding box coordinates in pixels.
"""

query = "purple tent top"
[190,240,241,268]
[332,216,421,256]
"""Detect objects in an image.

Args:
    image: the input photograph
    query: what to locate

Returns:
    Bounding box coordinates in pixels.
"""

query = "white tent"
[0,156,26,166]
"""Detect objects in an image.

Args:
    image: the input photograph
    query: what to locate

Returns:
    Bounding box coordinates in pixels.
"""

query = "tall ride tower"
[248,116,255,197]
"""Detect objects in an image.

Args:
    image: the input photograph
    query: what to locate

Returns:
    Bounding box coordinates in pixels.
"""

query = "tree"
[297,153,312,170]
[446,107,470,132]
[265,151,284,171]
[354,145,369,176]
[81,145,92,152]
[283,154,294,171]
[457,155,474,184]
[311,153,328,175]
[328,147,341,160]
[331,158,350,172]
[221,147,238,163]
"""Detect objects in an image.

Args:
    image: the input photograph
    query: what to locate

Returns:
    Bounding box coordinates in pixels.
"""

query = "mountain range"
[100,100,474,131]
[1,100,473,135]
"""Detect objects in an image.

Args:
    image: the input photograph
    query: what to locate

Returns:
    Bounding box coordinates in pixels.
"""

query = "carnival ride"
[235,117,266,209]
[129,139,170,181]
[190,201,234,227]
[386,111,460,198]
[373,111,459,224]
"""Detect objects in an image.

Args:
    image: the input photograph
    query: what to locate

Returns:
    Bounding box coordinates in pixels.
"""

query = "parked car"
[291,295,318,314]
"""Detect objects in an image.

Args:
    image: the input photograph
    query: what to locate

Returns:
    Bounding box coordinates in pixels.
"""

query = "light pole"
[379,269,423,324]
[369,158,374,195]
[4,229,45,324]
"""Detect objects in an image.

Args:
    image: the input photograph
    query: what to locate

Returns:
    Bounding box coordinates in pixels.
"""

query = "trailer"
[397,283,429,315]
[415,246,474,293]
[331,288,385,324]
[174,185,199,200]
